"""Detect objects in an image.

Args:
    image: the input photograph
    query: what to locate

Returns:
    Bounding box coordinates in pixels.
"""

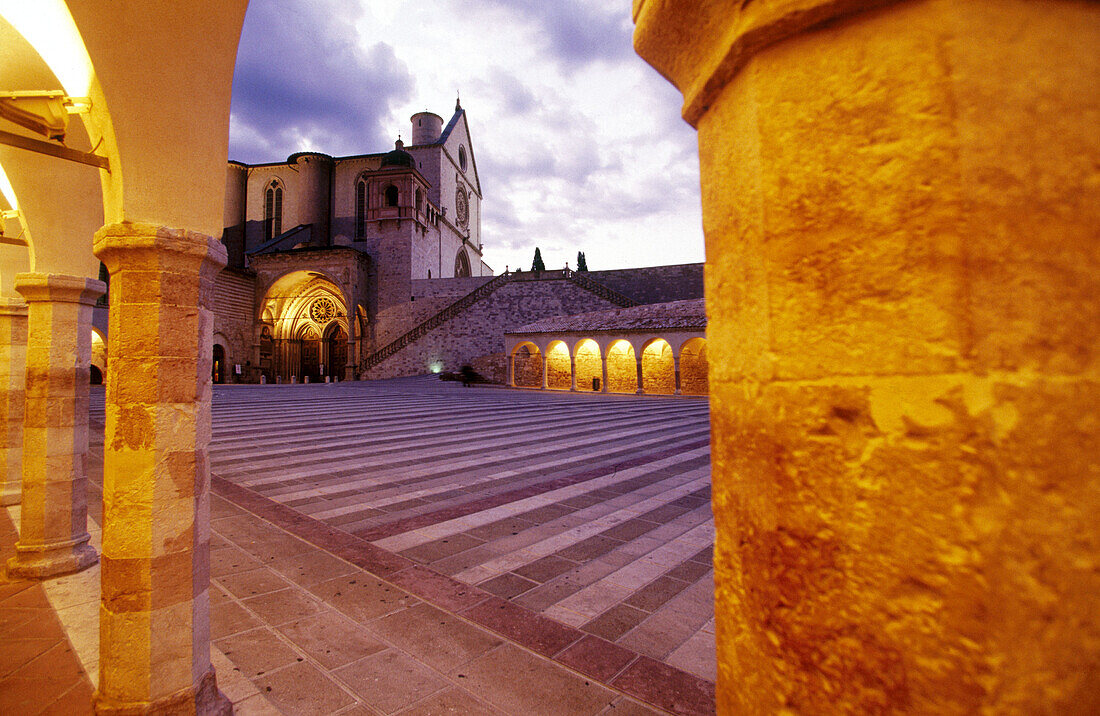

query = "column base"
[94,668,231,716]
[1,485,21,506]
[6,538,97,579]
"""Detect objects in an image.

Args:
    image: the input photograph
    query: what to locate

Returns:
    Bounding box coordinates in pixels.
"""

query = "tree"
[577,251,589,272]
[531,247,545,272]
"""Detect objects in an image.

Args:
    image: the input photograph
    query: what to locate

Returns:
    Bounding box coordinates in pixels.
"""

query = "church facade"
[211,102,493,382]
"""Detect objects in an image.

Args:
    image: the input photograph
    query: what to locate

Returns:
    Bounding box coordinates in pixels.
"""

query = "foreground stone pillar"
[672,354,681,396]
[0,298,28,506]
[635,359,644,395]
[540,353,548,390]
[507,353,515,387]
[93,224,230,715]
[635,0,1100,713]
[7,274,102,578]
[570,355,577,391]
[600,355,608,393]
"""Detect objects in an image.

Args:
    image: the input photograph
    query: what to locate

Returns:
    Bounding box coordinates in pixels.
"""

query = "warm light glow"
[0,161,18,210]
[575,338,600,356]
[549,341,569,355]
[0,0,94,97]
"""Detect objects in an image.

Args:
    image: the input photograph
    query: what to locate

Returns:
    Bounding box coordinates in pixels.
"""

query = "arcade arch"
[642,338,675,395]
[546,340,571,390]
[510,342,542,388]
[679,337,708,395]
[606,339,638,393]
[574,339,602,391]
[90,326,106,384]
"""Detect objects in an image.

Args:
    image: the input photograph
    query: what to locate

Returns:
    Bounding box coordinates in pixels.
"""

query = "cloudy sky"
[229,0,704,273]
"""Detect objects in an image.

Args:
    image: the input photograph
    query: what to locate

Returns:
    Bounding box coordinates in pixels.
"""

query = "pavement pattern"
[85,376,716,714]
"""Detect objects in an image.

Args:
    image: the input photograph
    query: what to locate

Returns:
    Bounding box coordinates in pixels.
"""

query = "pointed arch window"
[264,180,283,240]
[355,178,367,239]
[454,249,471,278]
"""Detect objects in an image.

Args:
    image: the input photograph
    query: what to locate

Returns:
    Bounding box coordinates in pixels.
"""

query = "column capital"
[13,273,105,306]
[0,297,28,316]
[633,0,902,126]
[93,222,228,274]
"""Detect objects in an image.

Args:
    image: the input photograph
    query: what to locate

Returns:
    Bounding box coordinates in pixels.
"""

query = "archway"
[574,339,602,391]
[511,342,542,388]
[212,344,225,384]
[299,327,320,381]
[259,270,348,382]
[546,340,571,390]
[454,249,471,278]
[90,327,107,384]
[642,338,675,394]
[606,339,637,393]
[679,337,708,395]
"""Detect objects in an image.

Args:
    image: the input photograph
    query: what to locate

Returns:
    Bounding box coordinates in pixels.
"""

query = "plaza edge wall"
[363,279,627,379]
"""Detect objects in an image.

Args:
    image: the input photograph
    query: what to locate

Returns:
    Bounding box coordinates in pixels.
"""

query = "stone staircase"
[362,269,638,372]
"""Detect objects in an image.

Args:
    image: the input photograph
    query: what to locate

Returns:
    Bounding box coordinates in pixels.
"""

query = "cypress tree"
[531,247,545,272]
[577,251,589,272]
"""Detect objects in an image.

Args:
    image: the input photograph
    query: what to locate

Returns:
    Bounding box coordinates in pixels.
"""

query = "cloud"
[229,0,414,163]
[471,0,634,67]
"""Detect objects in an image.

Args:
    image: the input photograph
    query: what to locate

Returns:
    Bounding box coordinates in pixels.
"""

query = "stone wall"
[411,276,493,298]
[586,263,703,304]
[364,278,624,379]
[211,268,256,378]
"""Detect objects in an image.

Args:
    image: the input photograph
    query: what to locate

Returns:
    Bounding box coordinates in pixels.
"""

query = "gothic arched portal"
[454,249,471,278]
[259,270,349,382]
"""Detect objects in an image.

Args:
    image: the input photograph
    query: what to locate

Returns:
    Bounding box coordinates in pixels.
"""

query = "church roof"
[507,299,706,334]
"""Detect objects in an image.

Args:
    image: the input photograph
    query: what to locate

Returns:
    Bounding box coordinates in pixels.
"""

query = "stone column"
[7,274,103,578]
[635,359,644,395]
[92,224,230,715]
[0,298,28,505]
[600,355,608,393]
[672,354,681,396]
[540,352,548,390]
[569,355,577,391]
[635,1,1100,713]
[507,353,515,387]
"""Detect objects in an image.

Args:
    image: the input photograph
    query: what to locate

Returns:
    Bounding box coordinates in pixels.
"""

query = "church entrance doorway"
[212,344,225,384]
[300,336,320,381]
[327,324,348,379]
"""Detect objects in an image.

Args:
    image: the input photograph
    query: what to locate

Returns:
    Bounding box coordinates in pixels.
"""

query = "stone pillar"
[673,354,681,396]
[600,355,608,393]
[0,298,28,506]
[635,1,1100,713]
[507,353,515,387]
[7,274,103,578]
[570,355,577,391]
[540,352,548,390]
[92,224,230,715]
[635,359,644,395]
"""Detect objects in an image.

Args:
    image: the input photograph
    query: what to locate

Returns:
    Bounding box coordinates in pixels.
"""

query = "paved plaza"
[3,377,714,715]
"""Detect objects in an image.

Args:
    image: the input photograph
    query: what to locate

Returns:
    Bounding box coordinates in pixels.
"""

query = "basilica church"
[208,100,493,382]
[200,100,704,385]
